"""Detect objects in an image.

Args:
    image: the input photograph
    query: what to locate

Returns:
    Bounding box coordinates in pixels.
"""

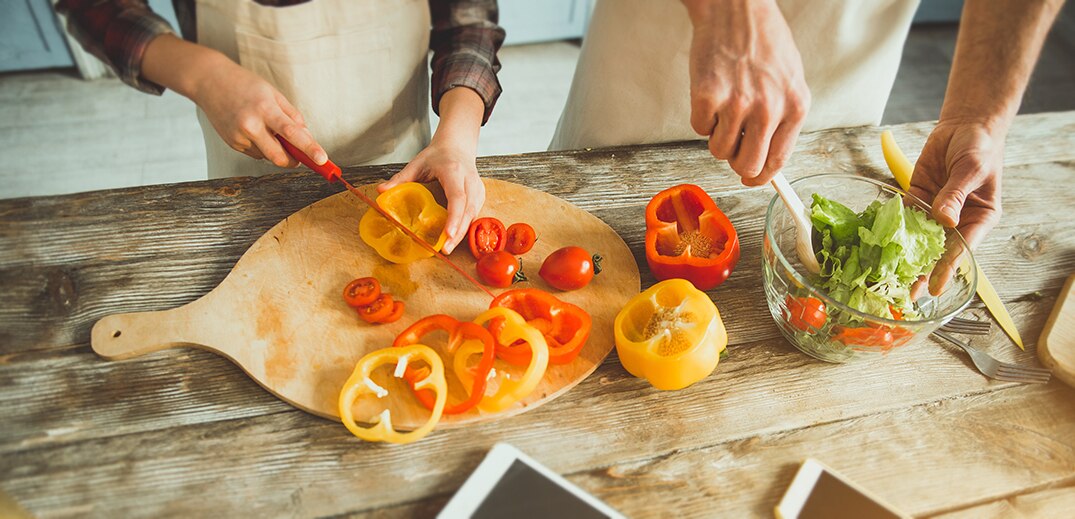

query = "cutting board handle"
[91,301,212,360]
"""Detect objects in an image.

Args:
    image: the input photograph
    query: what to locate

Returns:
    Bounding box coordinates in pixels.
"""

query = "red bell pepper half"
[488,289,592,365]
[393,314,496,415]
[645,184,740,290]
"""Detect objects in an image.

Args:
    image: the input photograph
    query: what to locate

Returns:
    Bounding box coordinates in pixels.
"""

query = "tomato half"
[783,296,827,332]
[343,277,381,308]
[468,217,506,259]
[505,223,536,254]
[357,294,395,323]
[476,251,526,288]
[833,325,894,347]
[538,246,601,291]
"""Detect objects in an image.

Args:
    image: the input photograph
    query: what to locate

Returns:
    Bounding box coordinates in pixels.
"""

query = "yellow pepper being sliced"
[358,182,448,264]
[614,279,727,390]
[338,344,447,444]
[456,307,549,413]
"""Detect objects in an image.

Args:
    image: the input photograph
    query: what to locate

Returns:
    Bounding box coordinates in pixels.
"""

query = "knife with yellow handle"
[881,130,1024,350]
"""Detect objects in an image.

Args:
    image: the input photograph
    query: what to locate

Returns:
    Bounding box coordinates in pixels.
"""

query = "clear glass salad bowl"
[762,174,978,363]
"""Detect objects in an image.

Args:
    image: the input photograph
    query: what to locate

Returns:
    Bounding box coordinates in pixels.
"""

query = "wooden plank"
[352,383,1075,518]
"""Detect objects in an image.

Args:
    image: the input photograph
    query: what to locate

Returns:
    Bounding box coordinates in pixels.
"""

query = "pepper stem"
[592,254,604,275]
[514,259,528,284]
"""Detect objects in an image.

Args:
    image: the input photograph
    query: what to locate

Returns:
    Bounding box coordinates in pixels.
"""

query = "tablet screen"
[471,460,612,519]
[799,471,902,519]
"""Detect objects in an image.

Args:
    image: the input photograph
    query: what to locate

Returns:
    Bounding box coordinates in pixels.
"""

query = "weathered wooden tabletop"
[2,112,1074,518]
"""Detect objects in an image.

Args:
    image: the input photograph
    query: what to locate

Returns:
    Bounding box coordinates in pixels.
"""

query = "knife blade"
[881,130,1024,350]
[275,135,495,299]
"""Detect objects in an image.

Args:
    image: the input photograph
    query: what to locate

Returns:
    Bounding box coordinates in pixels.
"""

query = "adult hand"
[909,119,1004,252]
[378,142,484,255]
[191,57,327,168]
[683,0,810,186]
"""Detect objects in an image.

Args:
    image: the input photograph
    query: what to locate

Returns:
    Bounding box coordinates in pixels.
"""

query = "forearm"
[142,34,232,102]
[941,0,1065,130]
[431,87,485,155]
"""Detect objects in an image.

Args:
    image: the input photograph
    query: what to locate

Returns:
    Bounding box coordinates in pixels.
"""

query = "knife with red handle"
[275,135,494,298]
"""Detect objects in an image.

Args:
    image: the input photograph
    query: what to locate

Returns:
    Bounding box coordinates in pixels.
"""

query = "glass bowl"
[762,174,978,363]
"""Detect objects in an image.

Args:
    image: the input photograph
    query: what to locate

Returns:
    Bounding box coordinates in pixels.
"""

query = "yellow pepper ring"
[358,182,448,264]
[338,344,448,444]
[458,307,550,413]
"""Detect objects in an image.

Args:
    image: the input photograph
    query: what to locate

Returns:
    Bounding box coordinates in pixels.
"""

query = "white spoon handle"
[771,173,821,274]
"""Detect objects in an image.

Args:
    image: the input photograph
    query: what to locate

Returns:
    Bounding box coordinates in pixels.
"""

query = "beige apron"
[195,0,431,179]
[550,0,920,150]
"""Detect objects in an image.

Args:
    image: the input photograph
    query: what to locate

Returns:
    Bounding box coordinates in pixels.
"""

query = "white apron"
[195,0,431,179]
[550,0,921,150]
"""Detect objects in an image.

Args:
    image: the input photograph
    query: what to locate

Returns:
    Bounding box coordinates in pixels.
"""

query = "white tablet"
[439,443,626,519]
[775,458,909,519]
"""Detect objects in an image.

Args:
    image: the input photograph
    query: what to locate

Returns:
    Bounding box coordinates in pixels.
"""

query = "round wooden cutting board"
[91,179,641,429]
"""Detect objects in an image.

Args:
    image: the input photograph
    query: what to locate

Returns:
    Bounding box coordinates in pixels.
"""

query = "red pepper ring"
[645,184,740,291]
[488,289,592,365]
[392,315,496,415]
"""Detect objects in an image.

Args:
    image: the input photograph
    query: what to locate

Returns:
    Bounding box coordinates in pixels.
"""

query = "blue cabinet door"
[0,0,74,72]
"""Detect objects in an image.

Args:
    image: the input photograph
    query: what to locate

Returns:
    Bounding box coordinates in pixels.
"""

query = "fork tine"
[940,317,992,335]
[993,372,1052,384]
[995,365,1053,378]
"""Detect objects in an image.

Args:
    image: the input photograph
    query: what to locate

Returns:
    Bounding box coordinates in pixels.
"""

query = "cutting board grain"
[89,179,640,428]
[1038,272,1075,388]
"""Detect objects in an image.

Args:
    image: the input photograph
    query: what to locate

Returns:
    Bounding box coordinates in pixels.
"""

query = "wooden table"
[2,112,1074,518]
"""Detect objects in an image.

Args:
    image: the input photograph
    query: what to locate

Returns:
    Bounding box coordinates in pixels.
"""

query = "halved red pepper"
[645,184,740,290]
[392,314,496,415]
[488,289,592,365]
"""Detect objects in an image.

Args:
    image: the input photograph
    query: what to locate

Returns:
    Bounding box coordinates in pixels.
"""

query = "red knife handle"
[275,135,341,183]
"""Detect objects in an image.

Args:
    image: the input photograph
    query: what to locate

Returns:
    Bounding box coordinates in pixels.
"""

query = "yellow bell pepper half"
[338,344,448,444]
[358,182,448,264]
[456,307,550,413]
[614,279,727,390]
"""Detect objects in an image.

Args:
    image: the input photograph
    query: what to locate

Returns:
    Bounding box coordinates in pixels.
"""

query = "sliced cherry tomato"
[538,246,602,291]
[468,217,506,259]
[476,251,526,288]
[783,296,827,332]
[343,277,381,308]
[889,305,904,320]
[357,293,394,323]
[833,325,894,347]
[505,223,536,254]
[377,300,405,324]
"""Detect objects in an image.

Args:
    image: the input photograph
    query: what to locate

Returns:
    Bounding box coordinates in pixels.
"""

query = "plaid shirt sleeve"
[429,0,506,124]
[56,0,176,95]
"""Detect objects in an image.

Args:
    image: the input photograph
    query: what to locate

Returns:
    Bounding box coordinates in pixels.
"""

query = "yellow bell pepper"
[358,182,448,264]
[456,307,549,413]
[338,344,447,444]
[614,279,727,390]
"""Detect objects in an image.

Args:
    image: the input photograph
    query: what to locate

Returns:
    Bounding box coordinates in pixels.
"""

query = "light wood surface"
[1,113,1074,518]
[1038,272,1075,388]
[90,179,638,427]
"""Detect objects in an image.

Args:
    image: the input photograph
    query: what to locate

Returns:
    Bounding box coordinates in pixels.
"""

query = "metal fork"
[932,330,1051,384]
[939,316,992,335]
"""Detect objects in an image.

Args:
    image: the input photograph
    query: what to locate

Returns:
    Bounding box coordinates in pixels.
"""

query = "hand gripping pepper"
[338,344,447,444]
[645,184,740,290]
[489,289,592,365]
[393,315,496,415]
[456,307,549,413]
[614,279,728,390]
[359,182,448,264]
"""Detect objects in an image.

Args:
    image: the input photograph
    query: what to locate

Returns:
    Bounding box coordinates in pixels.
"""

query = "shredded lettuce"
[809,193,946,320]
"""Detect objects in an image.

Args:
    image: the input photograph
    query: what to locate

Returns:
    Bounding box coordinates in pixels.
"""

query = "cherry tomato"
[505,223,536,254]
[357,294,394,323]
[476,251,526,288]
[539,246,601,291]
[833,325,894,347]
[377,301,405,324]
[343,277,381,308]
[468,217,506,259]
[783,296,827,332]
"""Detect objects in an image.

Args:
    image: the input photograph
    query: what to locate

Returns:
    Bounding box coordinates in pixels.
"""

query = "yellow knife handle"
[881,130,1025,350]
